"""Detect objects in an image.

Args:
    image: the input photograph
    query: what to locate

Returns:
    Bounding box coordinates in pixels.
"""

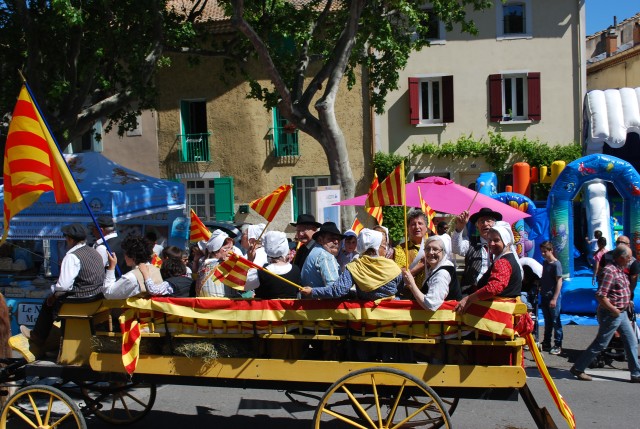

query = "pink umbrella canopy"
[334,176,530,224]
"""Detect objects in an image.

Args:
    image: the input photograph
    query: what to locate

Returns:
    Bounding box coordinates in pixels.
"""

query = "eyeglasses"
[426,247,443,254]
[478,218,496,225]
[616,240,630,245]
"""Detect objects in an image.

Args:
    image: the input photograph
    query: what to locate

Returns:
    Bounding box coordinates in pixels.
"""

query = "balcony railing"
[178,132,211,162]
[271,126,299,157]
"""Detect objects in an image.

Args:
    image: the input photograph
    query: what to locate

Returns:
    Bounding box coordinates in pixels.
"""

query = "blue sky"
[586,0,639,35]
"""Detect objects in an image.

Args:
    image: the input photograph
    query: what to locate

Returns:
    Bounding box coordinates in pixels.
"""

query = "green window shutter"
[214,177,234,221]
[272,107,280,154]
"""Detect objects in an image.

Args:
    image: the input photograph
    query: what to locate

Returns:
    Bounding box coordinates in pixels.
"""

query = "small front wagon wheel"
[313,367,452,429]
[80,381,156,425]
[0,384,87,429]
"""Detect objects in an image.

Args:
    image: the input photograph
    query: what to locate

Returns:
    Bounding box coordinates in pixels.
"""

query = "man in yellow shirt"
[394,210,428,290]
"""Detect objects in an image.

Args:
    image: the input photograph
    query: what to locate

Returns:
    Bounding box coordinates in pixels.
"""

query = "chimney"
[605,27,618,56]
[634,21,640,46]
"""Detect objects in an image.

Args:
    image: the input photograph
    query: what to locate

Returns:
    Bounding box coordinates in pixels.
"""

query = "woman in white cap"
[336,229,358,273]
[300,228,404,300]
[196,230,241,297]
[241,223,268,266]
[245,231,301,298]
[454,221,522,314]
[402,235,461,311]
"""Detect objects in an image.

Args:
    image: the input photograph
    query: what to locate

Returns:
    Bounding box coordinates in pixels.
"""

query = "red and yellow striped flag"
[365,162,405,207]
[249,184,292,222]
[366,172,384,225]
[418,187,437,232]
[119,309,141,375]
[350,217,364,234]
[214,252,258,290]
[189,209,211,242]
[2,86,82,244]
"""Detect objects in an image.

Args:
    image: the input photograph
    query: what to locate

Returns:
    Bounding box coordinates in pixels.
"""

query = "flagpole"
[402,161,409,270]
[19,77,121,276]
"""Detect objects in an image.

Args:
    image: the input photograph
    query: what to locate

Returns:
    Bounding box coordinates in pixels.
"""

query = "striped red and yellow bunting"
[366,172,384,225]
[213,252,258,290]
[119,309,141,375]
[249,184,292,222]
[189,209,211,242]
[2,85,82,244]
[365,162,405,208]
[350,217,364,234]
[418,187,437,232]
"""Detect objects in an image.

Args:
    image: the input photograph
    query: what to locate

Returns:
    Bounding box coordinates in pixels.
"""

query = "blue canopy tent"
[0,152,186,240]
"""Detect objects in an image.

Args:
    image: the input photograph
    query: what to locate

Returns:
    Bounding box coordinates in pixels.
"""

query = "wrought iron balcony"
[271,125,299,157]
[178,132,211,162]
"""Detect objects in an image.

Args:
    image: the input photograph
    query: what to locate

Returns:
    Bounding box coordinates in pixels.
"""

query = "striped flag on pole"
[214,252,258,290]
[189,209,211,242]
[350,217,364,234]
[119,309,141,375]
[366,172,384,225]
[365,162,405,207]
[417,187,437,232]
[2,85,82,244]
[249,184,292,222]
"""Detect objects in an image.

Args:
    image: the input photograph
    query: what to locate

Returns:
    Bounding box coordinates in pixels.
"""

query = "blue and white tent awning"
[0,152,185,239]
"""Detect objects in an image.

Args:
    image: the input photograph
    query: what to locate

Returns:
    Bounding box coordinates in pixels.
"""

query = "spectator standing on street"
[539,241,563,355]
[570,245,640,382]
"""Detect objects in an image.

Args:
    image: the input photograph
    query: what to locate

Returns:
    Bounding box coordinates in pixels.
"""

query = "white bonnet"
[490,221,514,246]
[263,231,289,258]
[356,228,383,254]
[247,223,266,240]
[206,229,229,252]
[197,240,207,252]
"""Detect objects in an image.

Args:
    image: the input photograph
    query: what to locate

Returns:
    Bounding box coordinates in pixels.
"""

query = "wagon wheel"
[313,367,452,429]
[432,397,458,429]
[80,381,156,425]
[0,384,87,429]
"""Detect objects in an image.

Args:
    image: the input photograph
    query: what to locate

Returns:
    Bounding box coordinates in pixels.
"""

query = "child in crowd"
[592,236,607,285]
[337,230,358,273]
[585,229,602,266]
[539,241,563,355]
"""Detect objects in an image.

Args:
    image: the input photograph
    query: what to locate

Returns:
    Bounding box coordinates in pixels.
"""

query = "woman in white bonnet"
[245,231,301,299]
[300,228,404,300]
[241,223,268,266]
[455,221,522,314]
[402,235,461,311]
[196,230,241,298]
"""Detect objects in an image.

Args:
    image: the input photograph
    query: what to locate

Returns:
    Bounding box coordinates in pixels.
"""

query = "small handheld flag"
[189,209,211,242]
[249,184,292,222]
[350,217,364,234]
[365,163,405,208]
[213,252,255,290]
[418,187,437,233]
[366,172,384,225]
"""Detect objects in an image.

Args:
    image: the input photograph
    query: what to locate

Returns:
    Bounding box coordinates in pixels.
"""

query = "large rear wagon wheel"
[313,367,452,429]
[0,384,87,429]
[80,381,156,425]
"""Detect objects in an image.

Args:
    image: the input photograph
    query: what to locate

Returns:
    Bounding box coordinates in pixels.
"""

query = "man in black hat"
[291,214,322,270]
[452,207,503,295]
[300,222,343,290]
[20,223,104,353]
[92,215,128,275]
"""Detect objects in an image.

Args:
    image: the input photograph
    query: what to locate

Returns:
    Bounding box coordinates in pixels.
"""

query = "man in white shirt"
[91,215,128,275]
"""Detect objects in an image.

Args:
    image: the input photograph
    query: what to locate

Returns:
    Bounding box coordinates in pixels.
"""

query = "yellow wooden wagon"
[0,296,559,429]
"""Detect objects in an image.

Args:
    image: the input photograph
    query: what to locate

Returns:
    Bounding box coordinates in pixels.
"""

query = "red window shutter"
[442,75,454,123]
[527,72,541,121]
[488,74,503,122]
[409,77,420,125]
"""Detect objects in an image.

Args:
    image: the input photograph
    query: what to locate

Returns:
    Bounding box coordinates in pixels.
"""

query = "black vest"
[256,264,301,299]
[70,245,105,298]
[166,275,194,297]
[461,238,486,293]
[424,265,462,301]
[292,240,315,270]
[476,252,522,298]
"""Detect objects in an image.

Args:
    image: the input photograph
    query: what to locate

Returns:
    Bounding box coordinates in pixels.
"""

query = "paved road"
[82,324,640,428]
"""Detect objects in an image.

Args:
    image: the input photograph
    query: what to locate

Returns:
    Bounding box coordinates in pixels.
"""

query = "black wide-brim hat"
[290,213,322,228]
[312,222,345,241]
[469,207,503,225]
[96,215,114,228]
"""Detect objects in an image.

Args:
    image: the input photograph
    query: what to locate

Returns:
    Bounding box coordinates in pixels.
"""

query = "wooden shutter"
[409,77,420,125]
[213,177,235,221]
[442,75,454,123]
[488,74,503,122]
[527,72,541,121]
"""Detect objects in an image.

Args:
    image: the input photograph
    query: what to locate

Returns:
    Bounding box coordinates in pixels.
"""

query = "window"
[293,176,330,220]
[408,76,454,125]
[179,100,210,162]
[68,121,103,153]
[183,175,235,221]
[271,107,299,156]
[488,72,541,122]
[418,9,445,41]
[496,0,532,38]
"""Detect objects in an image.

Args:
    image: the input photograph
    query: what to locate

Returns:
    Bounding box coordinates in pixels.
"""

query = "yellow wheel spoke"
[50,410,76,427]
[27,393,44,427]
[369,374,382,429]
[321,407,370,429]
[341,385,377,429]
[390,403,437,429]
[44,395,54,426]
[385,380,407,426]
[7,405,39,428]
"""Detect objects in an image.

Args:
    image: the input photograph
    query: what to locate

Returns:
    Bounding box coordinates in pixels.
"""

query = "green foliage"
[372,152,409,244]
[409,132,582,173]
[372,152,409,179]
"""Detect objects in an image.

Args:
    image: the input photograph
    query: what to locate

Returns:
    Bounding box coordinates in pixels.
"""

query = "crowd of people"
[16,209,640,382]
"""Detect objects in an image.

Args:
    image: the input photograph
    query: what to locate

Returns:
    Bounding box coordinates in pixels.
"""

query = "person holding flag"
[394,210,429,291]
[196,230,241,298]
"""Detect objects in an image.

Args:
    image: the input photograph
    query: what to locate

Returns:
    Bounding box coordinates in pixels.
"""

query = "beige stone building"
[375,0,586,188]
[586,13,640,90]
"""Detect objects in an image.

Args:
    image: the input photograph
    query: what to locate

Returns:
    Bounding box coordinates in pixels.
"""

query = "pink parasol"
[334,176,530,224]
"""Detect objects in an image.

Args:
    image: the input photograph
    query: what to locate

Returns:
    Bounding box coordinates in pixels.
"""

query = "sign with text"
[17,302,41,326]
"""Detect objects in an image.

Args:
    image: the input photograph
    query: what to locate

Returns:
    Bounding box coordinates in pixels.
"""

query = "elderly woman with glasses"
[300,229,404,300]
[455,221,522,314]
[402,235,461,311]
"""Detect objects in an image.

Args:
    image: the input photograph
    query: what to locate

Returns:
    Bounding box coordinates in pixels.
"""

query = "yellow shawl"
[347,256,402,292]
